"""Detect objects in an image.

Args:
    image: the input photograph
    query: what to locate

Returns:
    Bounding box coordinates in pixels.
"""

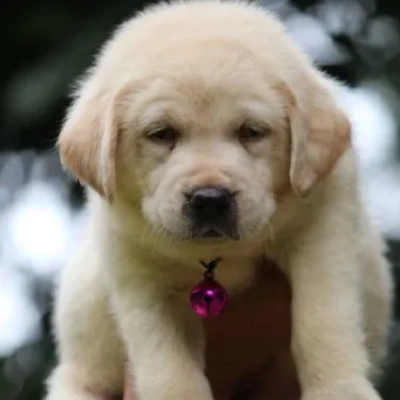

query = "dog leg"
[280,211,385,400]
[109,270,213,400]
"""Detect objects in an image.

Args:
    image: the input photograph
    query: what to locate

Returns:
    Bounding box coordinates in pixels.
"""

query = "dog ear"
[287,78,351,196]
[57,84,122,201]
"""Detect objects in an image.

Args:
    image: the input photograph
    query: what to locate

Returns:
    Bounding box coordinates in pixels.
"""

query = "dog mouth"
[190,225,240,241]
[197,228,222,238]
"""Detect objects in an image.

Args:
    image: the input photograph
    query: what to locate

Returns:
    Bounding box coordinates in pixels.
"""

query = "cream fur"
[46,1,393,400]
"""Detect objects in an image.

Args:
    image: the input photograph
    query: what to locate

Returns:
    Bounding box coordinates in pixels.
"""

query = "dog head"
[58,1,350,242]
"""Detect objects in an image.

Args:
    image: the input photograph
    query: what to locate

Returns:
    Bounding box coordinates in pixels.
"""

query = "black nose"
[188,186,234,221]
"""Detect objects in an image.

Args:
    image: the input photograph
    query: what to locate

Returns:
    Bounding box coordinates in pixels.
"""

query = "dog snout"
[185,186,238,238]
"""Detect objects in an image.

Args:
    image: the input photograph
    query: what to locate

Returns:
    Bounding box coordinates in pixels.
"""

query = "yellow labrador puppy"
[45,1,393,400]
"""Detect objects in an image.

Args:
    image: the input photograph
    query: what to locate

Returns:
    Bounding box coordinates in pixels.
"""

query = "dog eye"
[237,124,269,142]
[146,126,180,144]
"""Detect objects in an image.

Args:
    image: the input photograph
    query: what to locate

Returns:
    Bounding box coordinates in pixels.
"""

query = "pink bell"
[190,276,228,318]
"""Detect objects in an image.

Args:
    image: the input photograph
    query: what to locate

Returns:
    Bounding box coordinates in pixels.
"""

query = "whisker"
[266,222,275,242]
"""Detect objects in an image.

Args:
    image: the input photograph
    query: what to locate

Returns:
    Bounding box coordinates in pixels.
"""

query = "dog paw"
[302,379,382,400]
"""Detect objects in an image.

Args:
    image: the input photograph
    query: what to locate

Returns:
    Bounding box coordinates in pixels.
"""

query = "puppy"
[45,1,393,400]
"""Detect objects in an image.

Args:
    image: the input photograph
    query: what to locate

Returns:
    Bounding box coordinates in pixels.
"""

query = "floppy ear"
[57,86,122,201]
[288,80,351,196]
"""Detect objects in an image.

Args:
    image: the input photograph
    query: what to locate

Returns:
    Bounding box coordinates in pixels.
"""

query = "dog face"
[117,47,291,241]
[58,1,350,242]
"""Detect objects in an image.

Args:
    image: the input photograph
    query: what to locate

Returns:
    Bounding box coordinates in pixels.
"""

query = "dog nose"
[188,186,234,220]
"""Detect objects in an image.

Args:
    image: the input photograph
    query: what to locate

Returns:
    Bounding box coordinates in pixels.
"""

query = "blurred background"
[1,0,400,399]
